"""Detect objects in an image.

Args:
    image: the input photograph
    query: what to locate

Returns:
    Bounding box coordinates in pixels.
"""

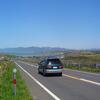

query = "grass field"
[62,53,100,73]
[0,61,32,100]
[64,65,100,73]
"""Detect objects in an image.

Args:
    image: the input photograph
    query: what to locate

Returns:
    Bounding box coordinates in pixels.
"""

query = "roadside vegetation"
[64,65,100,73]
[61,51,100,73]
[0,61,32,100]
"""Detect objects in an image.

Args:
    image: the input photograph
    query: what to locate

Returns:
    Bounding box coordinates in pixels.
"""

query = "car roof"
[46,58,60,61]
[40,56,60,62]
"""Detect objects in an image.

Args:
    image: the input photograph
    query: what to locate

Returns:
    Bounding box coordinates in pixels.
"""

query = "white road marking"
[18,61,38,68]
[63,74,100,86]
[80,79,100,86]
[15,62,61,100]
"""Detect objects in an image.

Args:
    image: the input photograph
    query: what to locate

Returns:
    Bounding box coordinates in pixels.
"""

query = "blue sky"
[0,0,100,49]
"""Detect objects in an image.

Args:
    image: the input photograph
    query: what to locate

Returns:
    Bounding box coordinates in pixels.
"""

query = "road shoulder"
[17,64,54,100]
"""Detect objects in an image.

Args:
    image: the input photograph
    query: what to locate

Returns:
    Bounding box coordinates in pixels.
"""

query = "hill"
[0,47,68,56]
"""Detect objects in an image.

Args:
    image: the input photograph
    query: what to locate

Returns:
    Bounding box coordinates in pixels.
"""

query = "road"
[15,61,100,100]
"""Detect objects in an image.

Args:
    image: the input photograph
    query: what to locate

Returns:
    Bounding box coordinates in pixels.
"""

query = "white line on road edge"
[63,74,100,86]
[15,62,61,100]
[80,79,100,86]
[18,61,38,68]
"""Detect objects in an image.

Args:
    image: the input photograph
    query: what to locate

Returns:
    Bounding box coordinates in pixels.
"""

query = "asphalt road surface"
[15,61,100,100]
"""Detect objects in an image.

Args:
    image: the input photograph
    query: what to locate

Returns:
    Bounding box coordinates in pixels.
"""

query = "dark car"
[38,58,63,76]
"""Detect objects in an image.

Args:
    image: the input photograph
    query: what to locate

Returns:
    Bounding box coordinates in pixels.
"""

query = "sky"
[0,0,100,49]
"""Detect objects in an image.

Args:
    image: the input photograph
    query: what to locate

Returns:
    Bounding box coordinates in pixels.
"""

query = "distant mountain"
[0,47,68,56]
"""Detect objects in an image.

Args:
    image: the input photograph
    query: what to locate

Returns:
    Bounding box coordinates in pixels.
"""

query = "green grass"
[61,53,100,73]
[0,61,32,100]
[64,65,100,73]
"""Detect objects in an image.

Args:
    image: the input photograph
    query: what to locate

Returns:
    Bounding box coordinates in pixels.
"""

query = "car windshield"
[47,59,62,66]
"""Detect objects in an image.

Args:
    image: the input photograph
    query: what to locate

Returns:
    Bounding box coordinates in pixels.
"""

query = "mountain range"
[0,47,68,56]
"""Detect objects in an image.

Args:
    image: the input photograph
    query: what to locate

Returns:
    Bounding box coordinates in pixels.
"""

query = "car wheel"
[43,69,46,76]
[58,73,62,76]
[38,69,40,74]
